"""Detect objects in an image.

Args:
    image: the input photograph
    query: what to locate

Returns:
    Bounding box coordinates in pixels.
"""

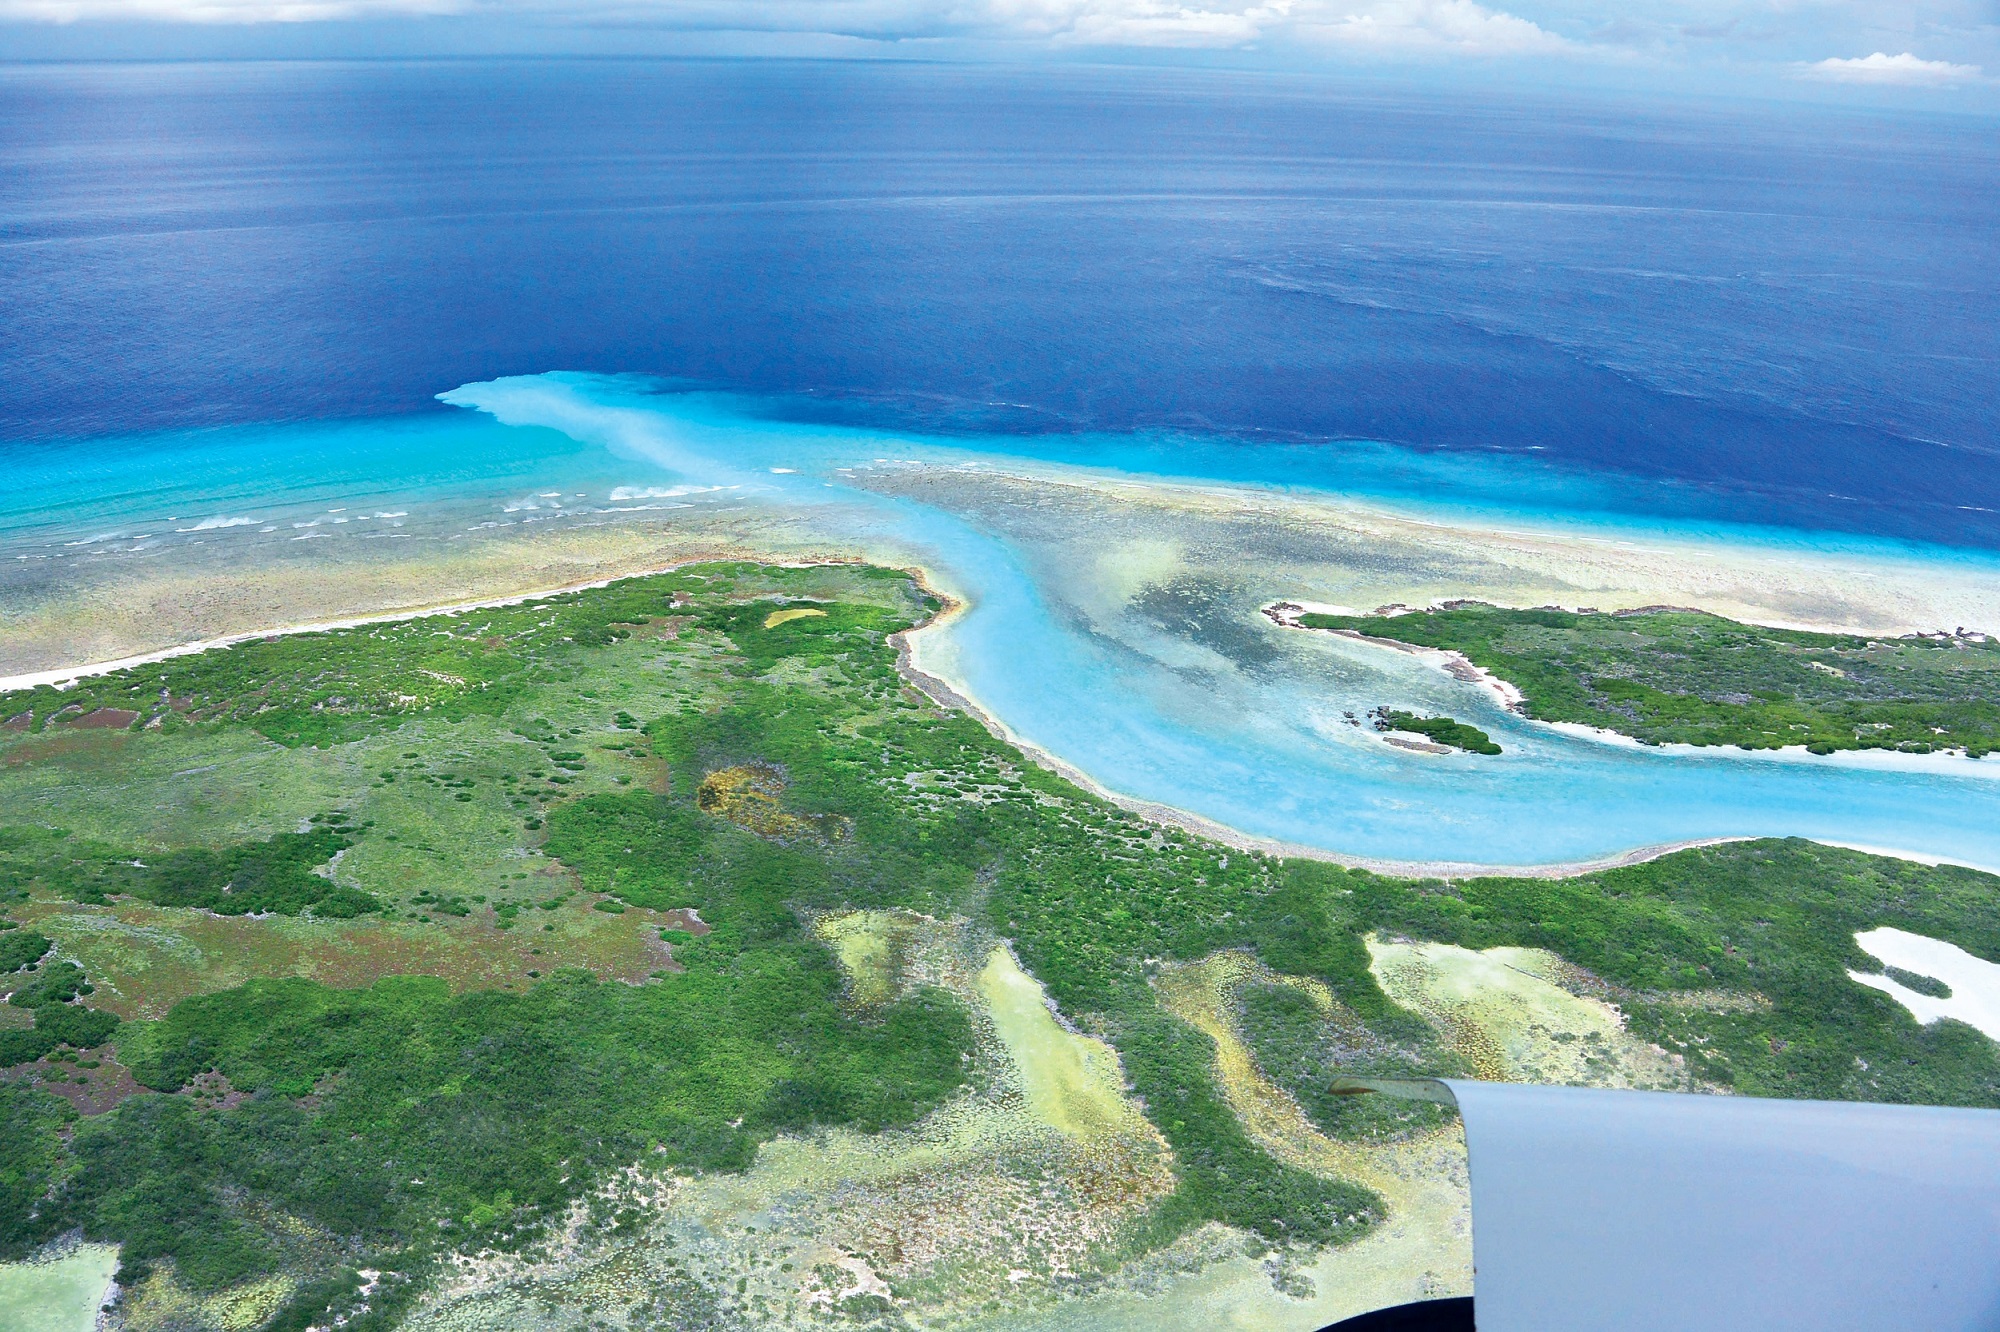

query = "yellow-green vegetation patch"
[115,1269,297,1332]
[816,909,917,1007]
[1364,936,1695,1089]
[762,607,828,629]
[1154,952,1472,1321]
[696,763,844,843]
[979,945,1148,1140]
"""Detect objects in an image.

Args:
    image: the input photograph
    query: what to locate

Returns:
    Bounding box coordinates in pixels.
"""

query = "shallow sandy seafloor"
[0,501,917,682]
[12,457,1999,686]
[859,464,2000,741]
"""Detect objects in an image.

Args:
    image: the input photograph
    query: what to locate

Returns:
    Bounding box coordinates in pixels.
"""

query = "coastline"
[897,457,2000,640]
[3,552,1766,883]
[0,561,754,694]
[1263,601,1527,714]
[1270,602,2000,783]
[11,434,1999,873]
[0,550,914,694]
[0,568,679,693]
[895,598,1756,881]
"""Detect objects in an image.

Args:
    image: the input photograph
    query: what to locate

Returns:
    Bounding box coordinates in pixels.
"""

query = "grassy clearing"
[1297,603,2000,755]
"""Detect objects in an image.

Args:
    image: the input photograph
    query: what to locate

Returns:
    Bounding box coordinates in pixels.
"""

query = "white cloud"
[0,0,1570,47]
[2,0,458,18]
[1803,51,1982,85]
[1055,1,1279,48]
[966,0,1568,51]
[0,0,1982,91]
[1303,0,1569,53]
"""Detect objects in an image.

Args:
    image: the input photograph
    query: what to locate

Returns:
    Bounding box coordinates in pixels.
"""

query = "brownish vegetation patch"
[22,1045,147,1116]
[183,1068,251,1111]
[0,726,127,768]
[19,898,681,1019]
[71,707,141,729]
[659,907,710,936]
[632,614,693,641]
[696,763,845,843]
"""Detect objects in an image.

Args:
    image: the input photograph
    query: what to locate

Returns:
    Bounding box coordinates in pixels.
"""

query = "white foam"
[1849,927,2000,1042]
[608,484,730,501]
[175,515,258,532]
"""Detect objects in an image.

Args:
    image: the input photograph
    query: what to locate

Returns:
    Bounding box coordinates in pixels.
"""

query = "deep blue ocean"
[4,58,1997,541]
[5,59,2000,869]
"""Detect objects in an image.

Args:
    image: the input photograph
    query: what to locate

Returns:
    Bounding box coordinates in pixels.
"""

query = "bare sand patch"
[1850,926,2000,1042]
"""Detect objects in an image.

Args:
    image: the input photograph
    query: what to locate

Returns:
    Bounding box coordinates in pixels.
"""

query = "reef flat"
[2,565,1997,1331]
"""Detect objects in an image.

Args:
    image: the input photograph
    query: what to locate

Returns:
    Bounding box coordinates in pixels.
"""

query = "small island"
[1282,601,2000,756]
[1373,707,1503,755]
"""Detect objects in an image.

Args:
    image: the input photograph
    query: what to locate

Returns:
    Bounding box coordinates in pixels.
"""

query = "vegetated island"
[0,566,1996,1332]
[1282,601,2000,756]
[1371,708,1502,756]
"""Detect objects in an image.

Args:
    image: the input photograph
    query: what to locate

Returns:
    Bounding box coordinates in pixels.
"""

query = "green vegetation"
[8,961,93,1009]
[0,1082,73,1252]
[1374,709,1501,755]
[1886,967,1951,999]
[1297,603,2000,755]
[1287,839,2000,1105]
[1235,982,1466,1144]
[0,928,51,975]
[64,967,966,1298]
[0,567,1994,1330]
[0,823,376,918]
[0,941,122,1068]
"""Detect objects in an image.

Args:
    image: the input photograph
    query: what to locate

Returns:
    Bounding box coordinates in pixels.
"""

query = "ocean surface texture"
[4,59,1998,867]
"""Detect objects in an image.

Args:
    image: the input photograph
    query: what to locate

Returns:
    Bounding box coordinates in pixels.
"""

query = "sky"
[0,0,1996,109]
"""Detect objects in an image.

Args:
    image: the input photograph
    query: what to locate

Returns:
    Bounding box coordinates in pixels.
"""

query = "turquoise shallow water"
[11,371,2000,871]
[451,376,2000,871]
